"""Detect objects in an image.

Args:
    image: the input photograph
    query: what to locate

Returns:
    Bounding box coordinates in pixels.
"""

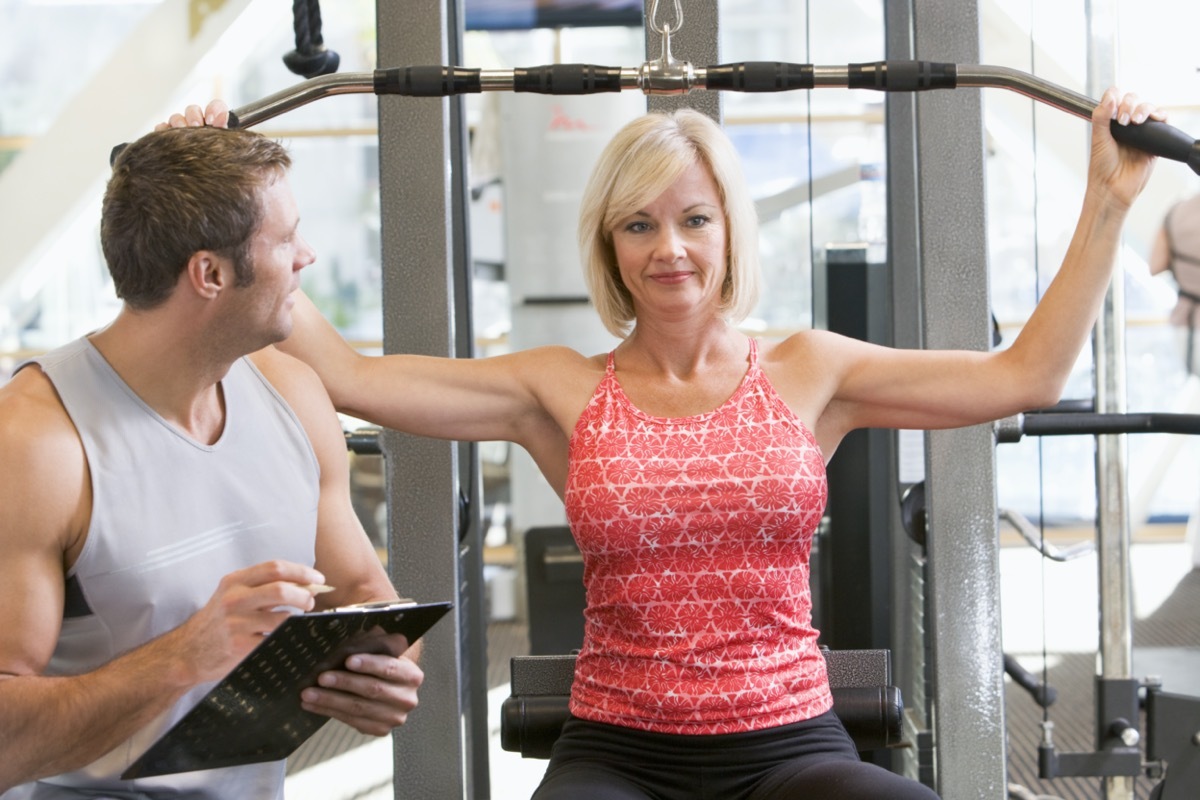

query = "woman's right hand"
[155,99,231,131]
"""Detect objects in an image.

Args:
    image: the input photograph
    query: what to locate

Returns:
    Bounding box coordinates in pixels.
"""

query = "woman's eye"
[686,215,710,228]
[625,221,649,233]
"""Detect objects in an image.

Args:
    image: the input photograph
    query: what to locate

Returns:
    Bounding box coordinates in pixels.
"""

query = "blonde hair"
[578,109,760,338]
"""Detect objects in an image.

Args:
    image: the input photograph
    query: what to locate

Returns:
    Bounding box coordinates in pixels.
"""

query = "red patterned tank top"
[565,338,832,734]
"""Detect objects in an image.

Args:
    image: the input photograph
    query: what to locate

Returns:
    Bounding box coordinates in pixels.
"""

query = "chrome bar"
[955,64,1095,120]
[221,62,1111,125]
[215,60,1199,176]
[639,59,697,95]
[232,71,376,129]
[478,70,513,92]
[811,65,851,87]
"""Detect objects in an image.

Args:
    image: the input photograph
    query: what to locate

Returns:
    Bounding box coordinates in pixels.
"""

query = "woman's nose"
[652,226,685,261]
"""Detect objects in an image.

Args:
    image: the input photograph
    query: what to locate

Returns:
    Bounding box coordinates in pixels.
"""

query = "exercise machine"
[163,1,1197,795]
[996,410,1200,800]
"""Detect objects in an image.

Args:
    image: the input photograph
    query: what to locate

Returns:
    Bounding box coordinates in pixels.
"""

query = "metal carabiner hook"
[640,0,693,93]
[648,0,684,35]
[648,0,685,72]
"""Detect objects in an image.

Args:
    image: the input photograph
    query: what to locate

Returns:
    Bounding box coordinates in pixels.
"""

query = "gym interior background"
[2,1,1198,798]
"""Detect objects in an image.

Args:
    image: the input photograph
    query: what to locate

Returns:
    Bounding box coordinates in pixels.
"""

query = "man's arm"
[0,369,175,788]
[0,368,328,790]
[249,346,425,736]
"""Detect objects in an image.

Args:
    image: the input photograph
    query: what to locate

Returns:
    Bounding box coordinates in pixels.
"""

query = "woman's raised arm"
[811,88,1163,443]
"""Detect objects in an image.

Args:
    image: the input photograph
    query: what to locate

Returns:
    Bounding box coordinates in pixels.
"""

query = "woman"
[174,87,1158,798]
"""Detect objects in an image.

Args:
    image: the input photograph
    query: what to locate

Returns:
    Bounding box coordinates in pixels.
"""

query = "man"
[0,123,422,798]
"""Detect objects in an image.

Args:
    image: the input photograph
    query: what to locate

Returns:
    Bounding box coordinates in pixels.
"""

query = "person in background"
[1148,188,1200,568]
[1149,190,1200,375]
[184,86,1154,798]
[0,124,423,798]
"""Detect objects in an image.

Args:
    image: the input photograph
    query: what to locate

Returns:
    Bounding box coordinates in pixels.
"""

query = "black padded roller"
[374,66,481,97]
[848,60,958,91]
[512,64,625,94]
[705,62,815,93]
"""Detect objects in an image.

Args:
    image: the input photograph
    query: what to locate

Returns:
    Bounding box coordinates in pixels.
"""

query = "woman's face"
[609,161,728,324]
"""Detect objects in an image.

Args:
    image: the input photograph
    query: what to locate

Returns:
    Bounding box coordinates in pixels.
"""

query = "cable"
[804,1,815,325]
[1027,0,1053,733]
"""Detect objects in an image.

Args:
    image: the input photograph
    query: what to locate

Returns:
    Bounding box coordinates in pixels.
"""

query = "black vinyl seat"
[501,648,905,758]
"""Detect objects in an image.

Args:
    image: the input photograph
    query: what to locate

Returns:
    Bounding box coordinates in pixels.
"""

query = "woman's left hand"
[1088,88,1165,210]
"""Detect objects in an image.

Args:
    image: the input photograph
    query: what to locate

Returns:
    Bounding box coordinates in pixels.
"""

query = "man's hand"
[174,559,327,685]
[299,649,425,736]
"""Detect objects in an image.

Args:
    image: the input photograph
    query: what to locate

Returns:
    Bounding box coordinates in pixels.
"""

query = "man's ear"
[184,251,228,300]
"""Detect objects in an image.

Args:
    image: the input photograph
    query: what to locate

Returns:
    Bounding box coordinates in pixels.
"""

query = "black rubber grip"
[705,62,814,92]
[344,429,382,455]
[374,66,482,97]
[1021,412,1200,437]
[511,64,624,94]
[847,60,958,91]
[1110,118,1200,175]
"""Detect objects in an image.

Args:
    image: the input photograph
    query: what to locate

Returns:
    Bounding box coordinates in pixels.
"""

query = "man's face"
[230,175,315,346]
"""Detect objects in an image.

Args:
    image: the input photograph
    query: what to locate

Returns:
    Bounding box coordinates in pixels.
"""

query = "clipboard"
[121,599,453,779]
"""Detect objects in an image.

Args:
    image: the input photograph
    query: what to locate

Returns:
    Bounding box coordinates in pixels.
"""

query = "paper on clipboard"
[121,599,453,779]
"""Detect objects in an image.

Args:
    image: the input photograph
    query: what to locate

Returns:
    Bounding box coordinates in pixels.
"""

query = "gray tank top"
[6,338,320,800]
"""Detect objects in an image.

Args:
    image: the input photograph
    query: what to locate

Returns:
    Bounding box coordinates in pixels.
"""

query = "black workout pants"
[531,711,940,800]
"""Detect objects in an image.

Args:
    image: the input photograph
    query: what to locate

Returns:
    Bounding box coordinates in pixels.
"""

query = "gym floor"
[283,533,1199,800]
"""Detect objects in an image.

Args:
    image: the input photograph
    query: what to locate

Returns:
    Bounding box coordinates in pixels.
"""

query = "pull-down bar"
[223,60,1200,175]
[995,411,1200,442]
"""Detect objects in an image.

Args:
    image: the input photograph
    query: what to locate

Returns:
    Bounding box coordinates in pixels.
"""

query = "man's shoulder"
[0,366,76,445]
[0,367,87,531]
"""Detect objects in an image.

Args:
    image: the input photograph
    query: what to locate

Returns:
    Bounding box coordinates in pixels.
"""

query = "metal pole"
[910,1,1008,796]
[1086,2,1135,798]
[883,2,932,787]
[376,1,488,797]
